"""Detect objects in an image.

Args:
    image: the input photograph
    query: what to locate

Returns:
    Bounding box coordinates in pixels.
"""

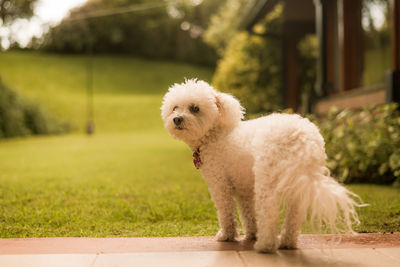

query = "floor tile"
[93,251,245,267]
[375,248,400,263]
[328,248,400,267]
[1,234,400,254]
[240,249,326,267]
[0,254,97,267]
[240,248,400,267]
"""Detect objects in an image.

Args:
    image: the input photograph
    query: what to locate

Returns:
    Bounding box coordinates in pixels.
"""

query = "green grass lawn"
[0,51,399,238]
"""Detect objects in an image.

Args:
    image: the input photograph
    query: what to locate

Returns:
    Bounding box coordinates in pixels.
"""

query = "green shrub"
[203,0,248,56]
[298,34,318,111]
[212,32,282,114]
[317,103,400,185]
[212,5,284,114]
[0,78,69,138]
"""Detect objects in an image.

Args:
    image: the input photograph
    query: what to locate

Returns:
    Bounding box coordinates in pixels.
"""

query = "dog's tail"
[310,168,366,233]
[279,166,365,234]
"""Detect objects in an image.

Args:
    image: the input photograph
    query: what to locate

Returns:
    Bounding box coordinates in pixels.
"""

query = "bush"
[203,0,248,55]
[298,34,318,111]
[0,78,69,138]
[317,103,400,185]
[212,5,284,114]
[212,32,282,114]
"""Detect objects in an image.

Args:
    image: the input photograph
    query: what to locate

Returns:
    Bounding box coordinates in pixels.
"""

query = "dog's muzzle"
[173,116,184,126]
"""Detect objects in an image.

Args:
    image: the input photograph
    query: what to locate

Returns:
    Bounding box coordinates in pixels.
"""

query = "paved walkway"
[0,233,399,266]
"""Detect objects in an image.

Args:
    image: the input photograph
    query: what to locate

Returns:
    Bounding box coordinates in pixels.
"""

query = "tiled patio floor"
[0,233,399,267]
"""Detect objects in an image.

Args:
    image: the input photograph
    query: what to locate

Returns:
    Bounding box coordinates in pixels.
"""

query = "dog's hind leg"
[253,164,282,253]
[279,199,307,249]
[253,190,281,253]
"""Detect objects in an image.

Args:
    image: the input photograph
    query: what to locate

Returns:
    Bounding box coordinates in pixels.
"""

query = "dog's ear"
[215,92,245,128]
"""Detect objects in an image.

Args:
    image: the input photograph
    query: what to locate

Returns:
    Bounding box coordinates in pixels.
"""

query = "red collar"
[193,148,202,169]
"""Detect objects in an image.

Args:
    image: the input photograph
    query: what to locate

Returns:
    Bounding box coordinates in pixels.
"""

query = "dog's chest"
[200,140,255,194]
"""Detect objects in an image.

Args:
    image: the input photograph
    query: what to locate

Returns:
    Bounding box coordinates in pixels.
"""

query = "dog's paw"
[243,232,257,241]
[279,242,298,249]
[215,229,238,242]
[279,241,298,250]
[254,240,278,253]
[279,235,298,249]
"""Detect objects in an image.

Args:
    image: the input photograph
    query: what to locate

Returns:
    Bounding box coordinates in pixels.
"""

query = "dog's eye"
[173,106,178,111]
[189,105,200,114]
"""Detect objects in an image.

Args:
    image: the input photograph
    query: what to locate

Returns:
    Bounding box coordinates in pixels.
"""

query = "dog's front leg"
[208,179,238,242]
[236,195,257,241]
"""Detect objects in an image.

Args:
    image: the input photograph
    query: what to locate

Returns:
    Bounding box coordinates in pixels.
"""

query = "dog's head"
[161,79,244,144]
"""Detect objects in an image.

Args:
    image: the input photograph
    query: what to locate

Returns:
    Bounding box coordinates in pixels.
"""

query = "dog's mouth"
[175,126,186,131]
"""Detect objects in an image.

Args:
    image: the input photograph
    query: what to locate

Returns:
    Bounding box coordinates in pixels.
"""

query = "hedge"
[0,78,69,139]
[317,104,400,186]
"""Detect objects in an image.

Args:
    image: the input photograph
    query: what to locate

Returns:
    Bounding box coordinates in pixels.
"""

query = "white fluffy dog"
[161,79,362,253]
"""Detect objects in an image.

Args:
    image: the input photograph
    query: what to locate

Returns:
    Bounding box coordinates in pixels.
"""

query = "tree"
[0,0,37,25]
[38,0,224,65]
[0,0,39,48]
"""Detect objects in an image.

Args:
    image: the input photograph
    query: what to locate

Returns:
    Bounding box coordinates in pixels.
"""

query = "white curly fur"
[161,79,363,253]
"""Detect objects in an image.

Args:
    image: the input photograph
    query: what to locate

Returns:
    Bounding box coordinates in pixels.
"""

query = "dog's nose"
[173,116,184,126]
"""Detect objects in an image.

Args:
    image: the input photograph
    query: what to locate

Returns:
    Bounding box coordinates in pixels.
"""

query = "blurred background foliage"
[316,104,400,186]
[211,3,284,115]
[297,34,318,113]
[203,0,247,56]
[362,0,391,86]
[0,0,37,25]
[0,78,69,138]
[32,0,223,66]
